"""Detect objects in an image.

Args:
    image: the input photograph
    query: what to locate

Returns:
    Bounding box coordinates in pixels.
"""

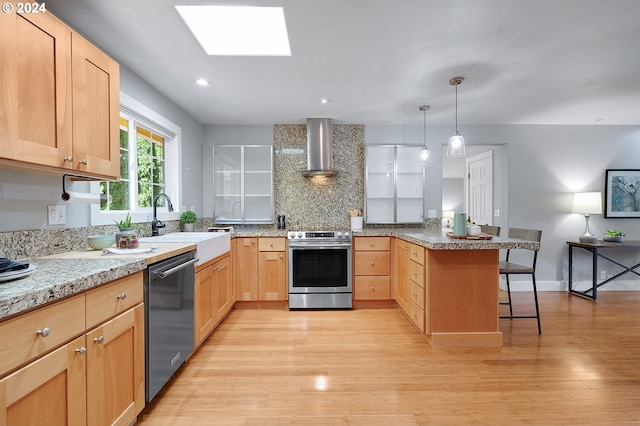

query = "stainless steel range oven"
[288,231,352,309]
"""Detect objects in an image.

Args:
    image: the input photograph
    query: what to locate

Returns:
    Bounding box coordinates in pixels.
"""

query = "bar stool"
[499,228,543,334]
[480,225,501,237]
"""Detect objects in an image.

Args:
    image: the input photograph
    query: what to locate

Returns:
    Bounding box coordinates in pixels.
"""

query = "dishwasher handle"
[154,258,198,279]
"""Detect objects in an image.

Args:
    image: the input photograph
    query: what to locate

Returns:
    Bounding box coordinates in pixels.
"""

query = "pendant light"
[447,76,466,157]
[419,105,431,164]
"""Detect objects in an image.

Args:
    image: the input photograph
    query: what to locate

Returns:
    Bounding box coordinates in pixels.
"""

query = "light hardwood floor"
[137,292,640,425]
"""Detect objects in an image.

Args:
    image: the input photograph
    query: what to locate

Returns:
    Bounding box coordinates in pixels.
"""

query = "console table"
[567,240,640,300]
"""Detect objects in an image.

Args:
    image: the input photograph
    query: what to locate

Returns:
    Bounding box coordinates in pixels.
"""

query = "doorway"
[441,145,508,230]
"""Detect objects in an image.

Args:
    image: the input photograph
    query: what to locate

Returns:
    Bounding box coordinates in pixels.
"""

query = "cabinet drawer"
[409,260,424,288]
[354,251,390,275]
[354,276,391,300]
[0,294,86,377]
[354,237,390,251]
[409,300,425,332]
[409,281,425,310]
[86,271,143,329]
[258,238,285,251]
[409,243,425,265]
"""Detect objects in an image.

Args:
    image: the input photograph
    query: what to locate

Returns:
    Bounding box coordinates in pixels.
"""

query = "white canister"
[467,224,481,236]
[351,216,363,231]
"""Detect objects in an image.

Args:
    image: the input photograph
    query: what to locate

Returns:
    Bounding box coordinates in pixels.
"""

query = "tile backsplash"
[273,124,365,230]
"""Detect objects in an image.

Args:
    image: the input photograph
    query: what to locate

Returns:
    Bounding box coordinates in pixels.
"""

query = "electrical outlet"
[48,206,66,225]
[600,270,607,280]
[428,209,437,218]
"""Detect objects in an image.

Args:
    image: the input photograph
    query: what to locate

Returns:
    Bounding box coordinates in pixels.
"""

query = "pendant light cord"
[455,84,458,132]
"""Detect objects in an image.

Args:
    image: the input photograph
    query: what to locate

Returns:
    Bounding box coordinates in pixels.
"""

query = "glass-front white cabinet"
[213,145,273,224]
[365,145,424,224]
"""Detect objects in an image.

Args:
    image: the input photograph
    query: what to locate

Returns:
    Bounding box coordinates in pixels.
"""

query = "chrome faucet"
[151,193,174,236]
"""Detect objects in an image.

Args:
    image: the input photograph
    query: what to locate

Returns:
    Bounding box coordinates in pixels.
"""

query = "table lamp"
[572,192,602,243]
[443,210,455,228]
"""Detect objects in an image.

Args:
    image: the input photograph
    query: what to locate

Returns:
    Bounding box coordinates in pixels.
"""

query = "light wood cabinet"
[194,254,232,348]
[0,334,87,426]
[258,238,287,301]
[0,273,145,426]
[235,237,287,301]
[353,237,391,300]
[408,244,426,332]
[70,31,120,178]
[236,238,258,301]
[86,304,144,426]
[394,239,410,311]
[0,9,119,179]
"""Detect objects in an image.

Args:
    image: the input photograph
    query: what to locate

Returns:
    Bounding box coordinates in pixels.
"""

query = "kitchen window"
[90,93,181,226]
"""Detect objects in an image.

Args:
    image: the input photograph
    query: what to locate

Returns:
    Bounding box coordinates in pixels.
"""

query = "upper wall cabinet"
[0,11,120,180]
[365,145,425,224]
[213,145,273,224]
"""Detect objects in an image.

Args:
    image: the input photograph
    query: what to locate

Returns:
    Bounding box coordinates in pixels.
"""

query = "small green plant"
[180,210,198,224]
[114,212,132,229]
[605,230,625,237]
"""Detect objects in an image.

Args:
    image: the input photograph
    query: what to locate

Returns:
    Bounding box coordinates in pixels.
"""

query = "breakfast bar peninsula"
[357,230,540,348]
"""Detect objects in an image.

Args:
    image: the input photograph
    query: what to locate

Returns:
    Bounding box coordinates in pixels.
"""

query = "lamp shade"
[572,192,602,214]
[443,210,455,219]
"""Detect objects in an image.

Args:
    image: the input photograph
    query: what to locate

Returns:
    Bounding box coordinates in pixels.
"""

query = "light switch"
[494,209,501,217]
[427,209,437,218]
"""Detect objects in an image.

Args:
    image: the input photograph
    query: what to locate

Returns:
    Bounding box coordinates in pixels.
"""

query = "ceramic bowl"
[466,225,481,237]
[87,234,114,250]
[603,236,623,243]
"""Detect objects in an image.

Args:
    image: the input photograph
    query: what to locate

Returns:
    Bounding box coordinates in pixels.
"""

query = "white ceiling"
[48,0,640,126]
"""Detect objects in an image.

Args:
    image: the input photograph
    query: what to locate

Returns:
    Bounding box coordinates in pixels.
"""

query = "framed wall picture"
[605,169,640,218]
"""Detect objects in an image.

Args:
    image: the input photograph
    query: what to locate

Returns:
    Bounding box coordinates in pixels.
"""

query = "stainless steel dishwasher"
[144,250,197,402]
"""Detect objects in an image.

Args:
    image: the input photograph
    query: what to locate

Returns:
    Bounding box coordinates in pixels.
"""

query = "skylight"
[175,5,291,56]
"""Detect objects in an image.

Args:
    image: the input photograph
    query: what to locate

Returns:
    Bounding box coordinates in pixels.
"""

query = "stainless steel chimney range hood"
[303,118,337,176]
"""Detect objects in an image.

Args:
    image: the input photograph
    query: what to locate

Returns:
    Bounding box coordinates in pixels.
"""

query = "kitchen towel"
[0,258,29,273]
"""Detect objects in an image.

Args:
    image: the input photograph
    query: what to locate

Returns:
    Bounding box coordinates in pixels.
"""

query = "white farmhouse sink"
[140,232,230,266]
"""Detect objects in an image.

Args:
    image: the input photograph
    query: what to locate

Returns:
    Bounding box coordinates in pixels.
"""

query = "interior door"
[465,151,493,225]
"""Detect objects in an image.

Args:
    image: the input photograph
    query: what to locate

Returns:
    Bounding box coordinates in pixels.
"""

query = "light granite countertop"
[231,228,540,251]
[0,242,196,321]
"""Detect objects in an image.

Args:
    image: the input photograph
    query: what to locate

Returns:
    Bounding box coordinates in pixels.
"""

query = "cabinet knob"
[36,327,51,337]
[412,293,417,297]
[64,156,73,162]
[94,336,105,344]
[371,286,375,291]
[75,346,87,355]
[78,159,88,165]
[117,293,127,300]
[370,243,375,247]
[412,272,417,276]
[370,261,375,266]
[279,254,283,259]
[412,313,417,318]
[270,243,274,248]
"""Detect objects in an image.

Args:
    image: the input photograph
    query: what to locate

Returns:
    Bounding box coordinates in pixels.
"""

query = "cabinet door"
[214,256,231,320]
[258,251,287,301]
[395,146,424,223]
[86,304,144,426]
[365,146,395,223]
[394,239,409,312]
[71,32,120,179]
[0,335,87,426]
[0,11,73,168]
[194,266,215,347]
[236,238,258,301]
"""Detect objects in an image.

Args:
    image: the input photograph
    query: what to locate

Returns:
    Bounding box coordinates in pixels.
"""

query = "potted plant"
[180,210,197,232]
[603,230,625,243]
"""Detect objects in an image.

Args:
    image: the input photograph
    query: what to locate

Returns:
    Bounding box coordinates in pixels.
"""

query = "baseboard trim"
[501,279,640,292]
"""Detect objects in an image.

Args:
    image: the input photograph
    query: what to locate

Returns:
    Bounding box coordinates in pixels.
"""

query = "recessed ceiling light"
[196,78,211,86]
[175,5,291,56]
[320,98,329,104]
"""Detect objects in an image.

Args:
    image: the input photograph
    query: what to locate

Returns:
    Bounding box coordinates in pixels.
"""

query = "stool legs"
[499,273,542,334]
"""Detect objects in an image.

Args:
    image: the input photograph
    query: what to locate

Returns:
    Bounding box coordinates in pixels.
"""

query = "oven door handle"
[154,258,198,279]
[288,243,352,248]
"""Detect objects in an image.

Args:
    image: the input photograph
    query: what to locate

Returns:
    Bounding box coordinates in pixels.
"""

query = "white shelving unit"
[365,145,424,224]
[213,145,273,224]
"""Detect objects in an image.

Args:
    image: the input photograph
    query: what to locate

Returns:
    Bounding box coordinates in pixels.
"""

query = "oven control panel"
[287,231,351,240]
